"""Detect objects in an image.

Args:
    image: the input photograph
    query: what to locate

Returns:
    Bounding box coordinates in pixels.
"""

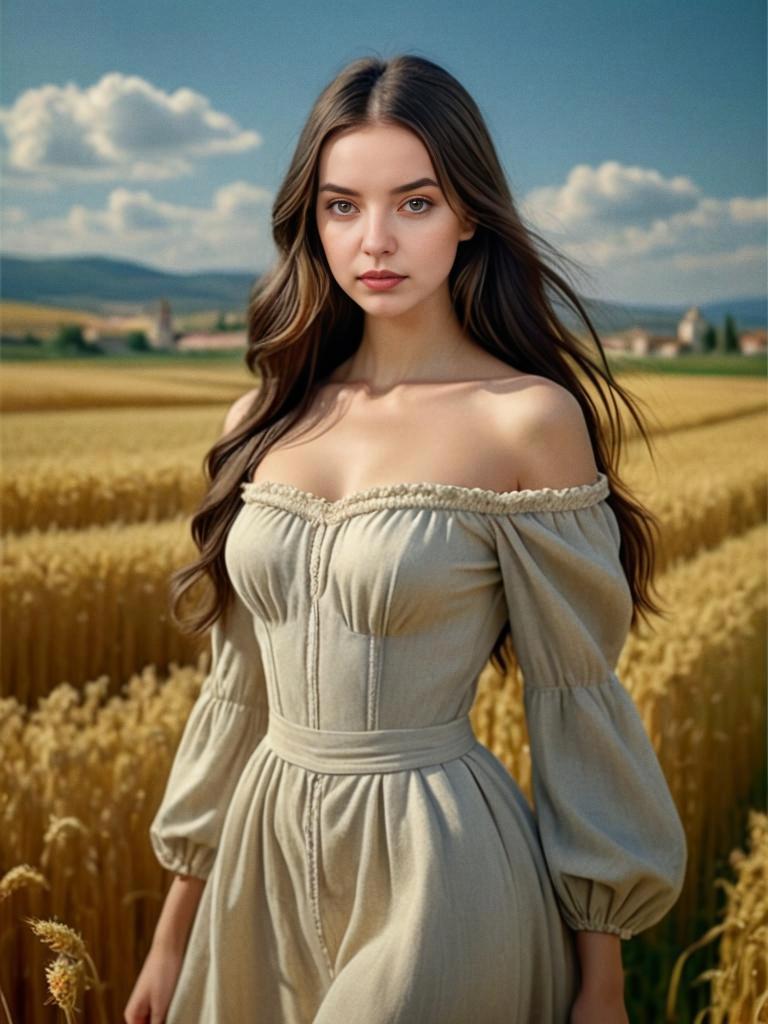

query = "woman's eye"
[326,197,433,216]
[404,197,433,213]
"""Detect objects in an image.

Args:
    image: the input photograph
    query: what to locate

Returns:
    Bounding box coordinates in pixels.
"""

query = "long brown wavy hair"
[168,52,669,677]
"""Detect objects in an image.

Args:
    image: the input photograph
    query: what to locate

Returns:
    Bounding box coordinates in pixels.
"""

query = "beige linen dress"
[150,470,687,1023]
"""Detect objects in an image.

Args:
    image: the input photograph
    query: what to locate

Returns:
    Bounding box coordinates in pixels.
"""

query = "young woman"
[125,53,687,1024]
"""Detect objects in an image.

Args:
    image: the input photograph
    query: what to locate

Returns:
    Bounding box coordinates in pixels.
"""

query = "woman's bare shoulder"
[486,376,598,489]
[481,371,579,415]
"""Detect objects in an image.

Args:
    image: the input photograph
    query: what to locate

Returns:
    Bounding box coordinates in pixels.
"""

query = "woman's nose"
[361,213,396,255]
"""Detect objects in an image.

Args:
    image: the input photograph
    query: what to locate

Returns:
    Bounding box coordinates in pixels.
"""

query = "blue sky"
[1,0,765,305]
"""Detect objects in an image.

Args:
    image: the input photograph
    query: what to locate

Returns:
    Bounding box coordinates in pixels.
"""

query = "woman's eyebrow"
[318,177,440,196]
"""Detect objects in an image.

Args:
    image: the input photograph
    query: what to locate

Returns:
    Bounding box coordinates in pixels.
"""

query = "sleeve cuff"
[150,831,215,881]
[562,913,635,940]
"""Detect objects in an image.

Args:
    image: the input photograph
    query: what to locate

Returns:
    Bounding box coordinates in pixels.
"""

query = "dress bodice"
[226,471,625,732]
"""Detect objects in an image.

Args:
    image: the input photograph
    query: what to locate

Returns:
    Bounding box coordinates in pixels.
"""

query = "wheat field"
[1,362,766,1024]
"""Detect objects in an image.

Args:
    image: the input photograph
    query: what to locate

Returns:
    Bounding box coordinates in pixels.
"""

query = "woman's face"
[315,123,475,315]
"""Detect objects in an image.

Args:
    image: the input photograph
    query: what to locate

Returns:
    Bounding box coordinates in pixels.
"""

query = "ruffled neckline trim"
[240,470,610,523]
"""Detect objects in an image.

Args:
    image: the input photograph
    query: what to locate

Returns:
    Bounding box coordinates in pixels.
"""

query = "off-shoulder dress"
[149,470,687,1023]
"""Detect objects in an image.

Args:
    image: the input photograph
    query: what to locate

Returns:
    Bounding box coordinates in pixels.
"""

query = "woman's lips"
[359,276,406,291]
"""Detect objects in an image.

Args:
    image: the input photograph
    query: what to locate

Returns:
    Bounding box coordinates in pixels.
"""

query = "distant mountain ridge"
[1,252,765,329]
[1,253,258,316]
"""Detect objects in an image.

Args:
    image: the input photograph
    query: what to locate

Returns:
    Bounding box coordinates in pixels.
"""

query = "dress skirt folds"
[149,471,688,1023]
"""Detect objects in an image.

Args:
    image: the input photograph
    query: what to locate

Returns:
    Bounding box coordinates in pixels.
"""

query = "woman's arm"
[570,932,629,1023]
[575,930,625,997]
[151,875,207,954]
[124,875,207,1022]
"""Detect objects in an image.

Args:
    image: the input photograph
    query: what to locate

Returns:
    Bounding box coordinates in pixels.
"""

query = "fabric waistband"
[264,709,478,774]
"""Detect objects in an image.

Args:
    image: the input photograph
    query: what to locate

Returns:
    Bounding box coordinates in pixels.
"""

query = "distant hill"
[0,253,259,316]
[1,252,765,330]
[692,296,767,327]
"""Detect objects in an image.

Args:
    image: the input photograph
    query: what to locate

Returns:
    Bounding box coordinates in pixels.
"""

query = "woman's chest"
[251,388,524,499]
[224,500,502,635]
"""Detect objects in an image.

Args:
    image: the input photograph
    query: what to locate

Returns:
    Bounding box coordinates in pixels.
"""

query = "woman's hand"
[569,986,630,1024]
[123,941,185,1024]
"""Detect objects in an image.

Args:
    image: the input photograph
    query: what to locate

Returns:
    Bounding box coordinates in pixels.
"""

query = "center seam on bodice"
[307,520,327,730]
[366,633,380,730]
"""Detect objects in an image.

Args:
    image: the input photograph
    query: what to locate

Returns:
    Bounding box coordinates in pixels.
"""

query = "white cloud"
[673,243,766,271]
[1,181,275,271]
[0,73,261,185]
[519,160,766,301]
[521,160,766,261]
[524,161,701,230]
[1,205,27,224]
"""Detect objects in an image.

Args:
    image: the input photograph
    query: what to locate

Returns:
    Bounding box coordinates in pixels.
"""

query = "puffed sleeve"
[490,479,687,939]
[149,587,269,880]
